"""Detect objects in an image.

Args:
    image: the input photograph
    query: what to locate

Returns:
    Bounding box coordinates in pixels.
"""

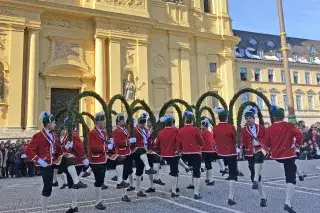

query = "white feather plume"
[39,111,49,121]
[249,107,258,115]
[215,107,224,114]
[160,116,167,123]
[140,112,148,119]
[96,111,105,116]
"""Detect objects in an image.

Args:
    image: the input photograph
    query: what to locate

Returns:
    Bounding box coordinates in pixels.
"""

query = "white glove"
[129,138,136,144]
[82,158,89,166]
[108,138,114,145]
[65,141,73,150]
[37,158,48,167]
[107,143,114,150]
[291,144,296,149]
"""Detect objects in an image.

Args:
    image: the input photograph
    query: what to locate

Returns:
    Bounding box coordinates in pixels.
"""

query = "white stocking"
[191,173,194,186]
[86,167,92,173]
[149,174,155,188]
[285,183,295,207]
[67,166,79,184]
[217,159,225,170]
[95,187,101,205]
[176,174,179,188]
[59,173,68,185]
[258,182,266,199]
[153,163,160,179]
[116,165,124,183]
[178,159,188,170]
[228,180,236,200]
[296,165,303,176]
[208,169,213,181]
[171,176,177,193]
[71,189,77,208]
[53,169,58,183]
[104,169,108,185]
[41,196,48,213]
[254,163,263,182]
[136,175,142,191]
[128,174,134,186]
[122,188,127,196]
[194,178,200,195]
[140,154,151,170]
[206,170,210,180]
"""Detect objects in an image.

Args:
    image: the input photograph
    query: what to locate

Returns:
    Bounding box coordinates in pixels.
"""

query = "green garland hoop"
[195,91,228,127]
[130,99,156,128]
[199,106,216,126]
[66,91,109,141]
[228,88,273,125]
[200,116,215,127]
[108,94,133,137]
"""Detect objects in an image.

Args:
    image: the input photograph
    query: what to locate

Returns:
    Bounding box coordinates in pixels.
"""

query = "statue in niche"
[0,70,4,101]
[123,73,136,101]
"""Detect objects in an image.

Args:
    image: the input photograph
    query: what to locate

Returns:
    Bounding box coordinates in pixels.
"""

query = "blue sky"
[229,0,319,40]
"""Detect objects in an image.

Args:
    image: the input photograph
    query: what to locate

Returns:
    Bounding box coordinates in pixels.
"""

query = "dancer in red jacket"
[201,118,216,186]
[241,108,267,207]
[265,106,303,213]
[177,111,204,199]
[213,107,237,205]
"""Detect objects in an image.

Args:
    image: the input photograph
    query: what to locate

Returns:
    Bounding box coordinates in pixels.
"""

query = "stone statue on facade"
[124,73,136,100]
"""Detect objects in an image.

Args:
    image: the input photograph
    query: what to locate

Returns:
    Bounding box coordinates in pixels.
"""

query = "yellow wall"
[0,0,238,138]
[235,59,320,125]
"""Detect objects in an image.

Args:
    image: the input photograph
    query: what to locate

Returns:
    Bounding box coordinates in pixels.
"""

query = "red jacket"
[134,126,148,148]
[177,124,204,154]
[88,128,107,164]
[201,130,216,153]
[157,127,179,157]
[265,121,303,160]
[113,127,131,156]
[213,122,237,156]
[241,124,266,157]
[62,132,86,165]
[147,129,159,152]
[26,129,62,166]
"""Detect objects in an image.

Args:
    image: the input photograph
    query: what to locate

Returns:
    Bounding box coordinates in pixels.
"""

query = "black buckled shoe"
[52,181,58,187]
[137,190,147,197]
[187,185,194,189]
[170,188,180,193]
[73,181,87,189]
[186,166,193,173]
[122,195,131,202]
[127,186,135,191]
[111,176,118,181]
[205,179,209,184]
[60,184,68,189]
[284,204,296,213]
[194,194,202,200]
[145,187,156,193]
[66,206,78,213]
[81,172,91,178]
[101,184,108,190]
[206,181,215,186]
[153,179,165,185]
[145,168,157,175]
[171,192,179,197]
[298,175,304,181]
[95,202,106,210]
[228,199,237,206]
[117,181,130,189]
[252,181,259,189]
[220,169,228,176]
[260,199,267,207]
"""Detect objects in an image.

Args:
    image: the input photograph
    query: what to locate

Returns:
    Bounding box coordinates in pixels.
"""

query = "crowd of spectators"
[0,139,40,179]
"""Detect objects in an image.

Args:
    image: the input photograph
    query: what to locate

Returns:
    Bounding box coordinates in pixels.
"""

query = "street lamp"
[277,0,297,123]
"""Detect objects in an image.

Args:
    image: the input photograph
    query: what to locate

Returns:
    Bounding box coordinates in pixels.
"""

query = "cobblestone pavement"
[1,159,320,213]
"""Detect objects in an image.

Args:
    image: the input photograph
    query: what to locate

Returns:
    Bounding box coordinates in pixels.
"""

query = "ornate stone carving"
[0,38,6,51]
[99,0,146,9]
[42,17,88,30]
[0,9,14,17]
[153,54,165,68]
[46,85,51,99]
[0,105,7,119]
[55,42,80,62]
[126,49,135,65]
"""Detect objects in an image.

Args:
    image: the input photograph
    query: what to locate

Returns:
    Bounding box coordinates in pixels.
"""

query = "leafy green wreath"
[235,101,265,146]
[130,99,156,128]
[195,91,228,127]
[199,106,216,126]
[108,94,133,137]
[228,88,273,125]
[81,111,95,123]
[200,116,215,127]
[66,91,109,141]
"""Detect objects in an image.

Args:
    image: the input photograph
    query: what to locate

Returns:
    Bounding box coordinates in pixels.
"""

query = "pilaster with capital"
[26,27,40,129]
[169,44,180,100]
[137,40,149,102]
[180,46,192,103]
[94,35,106,113]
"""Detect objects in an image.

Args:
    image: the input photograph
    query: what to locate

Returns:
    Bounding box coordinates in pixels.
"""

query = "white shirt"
[249,125,259,146]
[44,128,55,154]
[142,129,148,149]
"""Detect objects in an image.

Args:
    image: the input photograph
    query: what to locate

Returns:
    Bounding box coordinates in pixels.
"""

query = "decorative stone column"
[26,28,40,129]
[94,35,105,113]
[180,46,192,103]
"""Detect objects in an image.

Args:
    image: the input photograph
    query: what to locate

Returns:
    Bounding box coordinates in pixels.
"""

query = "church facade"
[0,0,238,138]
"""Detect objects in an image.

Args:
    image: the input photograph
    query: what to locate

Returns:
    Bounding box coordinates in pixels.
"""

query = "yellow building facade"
[0,0,238,138]
[233,30,320,126]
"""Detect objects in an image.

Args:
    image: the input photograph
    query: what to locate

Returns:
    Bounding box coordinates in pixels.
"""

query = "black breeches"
[223,155,238,181]
[183,154,201,178]
[276,158,297,185]
[123,155,134,180]
[40,166,54,197]
[66,165,83,189]
[164,156,179,177]
[202,152,219,170]
[90,163,107,187]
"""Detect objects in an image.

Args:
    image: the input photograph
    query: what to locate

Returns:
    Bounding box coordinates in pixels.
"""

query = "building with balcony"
[233,30,320,125]
[0,0,238,138]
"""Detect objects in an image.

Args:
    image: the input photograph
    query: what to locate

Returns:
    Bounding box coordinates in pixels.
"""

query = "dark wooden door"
[50,88,79,131]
